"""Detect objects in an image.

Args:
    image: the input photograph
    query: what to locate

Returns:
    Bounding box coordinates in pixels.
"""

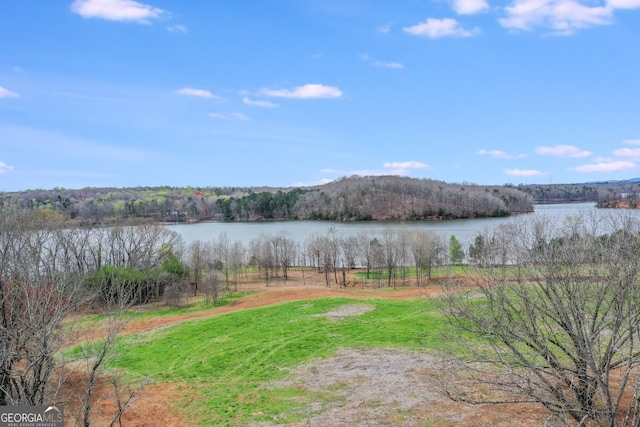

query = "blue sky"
[1,0,639,191]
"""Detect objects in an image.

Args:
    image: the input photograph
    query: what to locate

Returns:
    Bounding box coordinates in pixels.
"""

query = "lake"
[167,202,609,247]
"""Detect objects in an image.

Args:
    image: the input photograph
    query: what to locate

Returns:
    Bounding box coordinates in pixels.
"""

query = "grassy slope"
[111,297,451,425]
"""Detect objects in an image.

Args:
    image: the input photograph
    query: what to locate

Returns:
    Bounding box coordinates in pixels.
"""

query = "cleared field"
[110,297,440,425]
[64,273,547,426]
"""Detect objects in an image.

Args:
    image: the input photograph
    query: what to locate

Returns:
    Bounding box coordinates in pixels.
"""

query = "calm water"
[167,202,607,246]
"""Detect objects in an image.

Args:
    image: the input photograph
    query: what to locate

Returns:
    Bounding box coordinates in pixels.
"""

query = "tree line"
[0,209,185,425]
[0,175,534,223]
[516,179,640,205]
[5,177,640,226]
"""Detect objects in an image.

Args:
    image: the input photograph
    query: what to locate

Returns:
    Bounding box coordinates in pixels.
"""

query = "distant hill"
[0,176,534,223]
[517,179,640,205]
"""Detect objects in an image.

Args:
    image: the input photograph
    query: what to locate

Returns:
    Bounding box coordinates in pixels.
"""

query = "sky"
[1,0,640,191]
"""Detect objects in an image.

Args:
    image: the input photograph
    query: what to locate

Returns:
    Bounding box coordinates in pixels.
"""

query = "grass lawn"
[110,297,452,425]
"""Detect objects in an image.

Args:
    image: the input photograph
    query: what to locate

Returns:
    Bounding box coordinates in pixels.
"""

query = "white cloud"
[261,84,343,99]
[242,97,278,108]
[167,24,187,33]
[70,0,166,23]
[499,0,612,34]
[359,54,404,69]
[176,87,224,100]
[613,147,640,160]
[208,112,250,121]
[0,161,14,174]
[478,149,527,159]
[403,18,481,38]
[321,161,430,178]
[322,168,389,176]
[571,160,636,172]
[624,139,640,145]
[608,0,640,9]
[453,0,489,14]
[383,161,428,169]
[0,86,19,98]
[321,168,346,174]
[291,178,334,187]
[505,169,547,176]
[536,144,591,158]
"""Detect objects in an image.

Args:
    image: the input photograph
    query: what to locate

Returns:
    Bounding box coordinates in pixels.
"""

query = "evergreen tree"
[449,234,464,264]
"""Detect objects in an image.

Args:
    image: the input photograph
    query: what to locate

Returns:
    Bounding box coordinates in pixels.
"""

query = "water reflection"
[167,202,600,246]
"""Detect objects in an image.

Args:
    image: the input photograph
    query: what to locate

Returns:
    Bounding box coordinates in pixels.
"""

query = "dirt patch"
[311,303,376,320]
[59,371,185,427]
[261,348,546,427]
[264,348,448,426]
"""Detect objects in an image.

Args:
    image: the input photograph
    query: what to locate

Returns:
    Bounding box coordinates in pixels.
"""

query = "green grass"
[109,297,453,425]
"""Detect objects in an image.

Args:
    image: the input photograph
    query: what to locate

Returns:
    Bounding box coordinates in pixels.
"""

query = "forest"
[2,176,638,225]
[517,178,640,204]
[0,175,535,223]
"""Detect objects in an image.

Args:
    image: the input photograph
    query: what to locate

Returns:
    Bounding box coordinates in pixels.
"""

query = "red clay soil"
[64,270,547,426]
[61,371,185,427]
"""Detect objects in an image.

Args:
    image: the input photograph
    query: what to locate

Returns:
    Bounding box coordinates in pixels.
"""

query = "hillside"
[517,178,640,205]
[0,175,534,223]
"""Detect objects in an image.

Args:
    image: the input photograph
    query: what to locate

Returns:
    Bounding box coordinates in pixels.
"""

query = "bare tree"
[163,282,191,307]
[214,232,231,289]
[357,231,375,280]
[304,233,323,271]
[0,209,169,424]
[249,234,275,286]
[228,240,246,292]
[326,227,341,286]
[370,237,385,288]
[397,228,411,283]
[104,224,183,271]
[78,279,146,427]
[340,235,360,287]
[273,231,296,281]
[381,229,398,288]
[441,211,640,426]
[107,376,148,427]
[409,230,445,286]
[0,210,88,406]
[342,235,360,270]
[303,232,335,287]
[204,269,224,304]
[186,240,207,295]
